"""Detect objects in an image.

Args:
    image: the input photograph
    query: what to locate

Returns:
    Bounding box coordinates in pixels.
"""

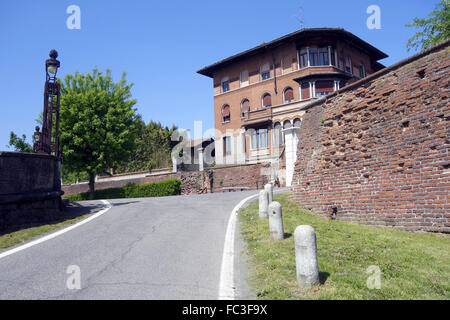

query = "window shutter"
[241,99,250,113]
[263,94,272,107]
[222,105,230,117]
[284,88,294,101]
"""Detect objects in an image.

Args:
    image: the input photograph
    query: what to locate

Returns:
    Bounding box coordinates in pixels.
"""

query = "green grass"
[238,193,450,300]
[0,212,90,250]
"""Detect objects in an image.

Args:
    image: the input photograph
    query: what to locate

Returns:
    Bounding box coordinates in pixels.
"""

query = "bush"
[64,179,181,201]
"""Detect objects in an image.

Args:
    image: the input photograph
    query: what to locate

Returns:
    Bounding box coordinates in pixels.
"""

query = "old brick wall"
[292,40,450,232]
[62,162,270,196]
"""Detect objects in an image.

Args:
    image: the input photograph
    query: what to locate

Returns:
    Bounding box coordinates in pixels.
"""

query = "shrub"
[64,179,181,201]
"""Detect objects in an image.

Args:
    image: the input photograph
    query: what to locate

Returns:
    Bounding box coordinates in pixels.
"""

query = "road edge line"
[0,200,112,260]
[218,193,258,300]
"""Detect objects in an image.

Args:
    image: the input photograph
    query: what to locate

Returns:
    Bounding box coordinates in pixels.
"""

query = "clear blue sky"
[0,0,438,149]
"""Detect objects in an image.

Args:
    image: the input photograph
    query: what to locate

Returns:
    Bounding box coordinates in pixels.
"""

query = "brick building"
[197,28,388,185]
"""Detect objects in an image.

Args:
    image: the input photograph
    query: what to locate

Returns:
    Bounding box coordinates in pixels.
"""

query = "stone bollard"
[258,190,269,219]
[294,225,319,288]
[264,183,273,203]
[268,201,284,240]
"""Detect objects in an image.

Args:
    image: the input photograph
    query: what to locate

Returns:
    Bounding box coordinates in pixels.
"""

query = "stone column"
[294,225,319,288]
[259,190,269,219]
[268,201,284,240]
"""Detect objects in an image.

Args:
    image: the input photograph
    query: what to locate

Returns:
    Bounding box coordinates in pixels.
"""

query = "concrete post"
[264,183,273,203]
[268,201,284,240]
[258,190,269,219]
[294,225,319,288]
[198,147,204,171]
[172,156,177,173]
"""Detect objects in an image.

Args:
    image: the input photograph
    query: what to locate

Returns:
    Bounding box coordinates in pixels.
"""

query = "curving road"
[0,191,266,300]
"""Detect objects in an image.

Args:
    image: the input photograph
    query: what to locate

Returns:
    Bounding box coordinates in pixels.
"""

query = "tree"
[406,0,450,51]
[115,120,178,173]
[7,132,33,152]
[60,68,141,199]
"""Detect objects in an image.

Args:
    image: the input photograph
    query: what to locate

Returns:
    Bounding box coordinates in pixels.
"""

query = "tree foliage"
[406,0,450,51]
[60,68,140,197]
[115,120,178,173]
[7,132,33,152]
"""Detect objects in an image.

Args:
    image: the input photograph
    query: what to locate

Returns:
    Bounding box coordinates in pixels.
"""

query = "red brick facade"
[291,40,450,232]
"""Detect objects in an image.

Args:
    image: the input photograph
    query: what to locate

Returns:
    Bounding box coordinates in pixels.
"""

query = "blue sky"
[0,0,438,149]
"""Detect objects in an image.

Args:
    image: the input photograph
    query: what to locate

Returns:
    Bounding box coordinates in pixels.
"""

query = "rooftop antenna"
[295,5,305,29]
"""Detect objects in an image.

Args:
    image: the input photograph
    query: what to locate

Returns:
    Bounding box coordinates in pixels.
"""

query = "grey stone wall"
[0,151,63,230]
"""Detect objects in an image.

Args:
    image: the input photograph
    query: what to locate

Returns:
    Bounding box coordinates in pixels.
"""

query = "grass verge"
[238,193,450,300]
[0,212,90,251]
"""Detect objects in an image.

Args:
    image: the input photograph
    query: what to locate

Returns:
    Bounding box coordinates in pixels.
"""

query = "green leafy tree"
[7,132,33,152]
[406,0,450,51]
[60,68,141,198]
[115,120,178,173]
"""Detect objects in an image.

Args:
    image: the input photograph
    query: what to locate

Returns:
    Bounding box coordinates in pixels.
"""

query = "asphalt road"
[0,190,266,300]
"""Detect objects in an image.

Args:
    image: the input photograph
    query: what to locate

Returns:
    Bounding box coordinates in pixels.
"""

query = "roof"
[197,28,388,78]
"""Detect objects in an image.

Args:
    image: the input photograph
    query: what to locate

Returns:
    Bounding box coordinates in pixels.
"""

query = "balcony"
[242,99,312,126]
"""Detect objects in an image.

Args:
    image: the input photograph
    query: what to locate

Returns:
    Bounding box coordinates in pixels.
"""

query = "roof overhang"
[197,28,388,78]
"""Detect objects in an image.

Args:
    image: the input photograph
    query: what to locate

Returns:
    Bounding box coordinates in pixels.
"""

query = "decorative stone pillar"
[294,225,319,288]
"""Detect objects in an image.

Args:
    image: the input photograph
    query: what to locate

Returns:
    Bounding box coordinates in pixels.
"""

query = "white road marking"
[218,193,258,300]
[0,200,112,260]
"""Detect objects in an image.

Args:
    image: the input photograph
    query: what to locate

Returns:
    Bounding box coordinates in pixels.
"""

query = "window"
[283,87,294,103]
[223,136,231,155]
[283,120,292,129]
[221,77,230,93]
[273,122,283,146]
[260,63,270,80]
[240,70,249,87]
[222,104,231,122]
[241,99,250,117]
[345,56,352,74]
[309,48,319,66]
[300,82,310,100]
[315,80,334,97]
[262,93,272,108]
[318,47,329,65]
[359,64,366,78]
[293,118,302,128]
[251,128,269,150]
[299,49,308,68]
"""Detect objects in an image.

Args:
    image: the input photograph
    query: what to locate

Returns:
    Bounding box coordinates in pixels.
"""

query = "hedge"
[64,179,181,201]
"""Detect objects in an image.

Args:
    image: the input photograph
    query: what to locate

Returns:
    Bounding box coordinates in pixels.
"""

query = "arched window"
[222,104,230,122]
[293,118,301,128]
[283,120,292,129]
[262,93,272,108]
[283,87,294,103]
[241,99,250,117]
[273,122,283,146]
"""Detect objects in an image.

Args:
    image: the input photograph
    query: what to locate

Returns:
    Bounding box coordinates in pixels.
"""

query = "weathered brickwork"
[62,162,270,196]
[292,41,450,232]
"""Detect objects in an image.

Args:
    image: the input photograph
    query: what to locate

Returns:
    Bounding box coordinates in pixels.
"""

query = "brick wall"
[292,40,450,233]
[62,162,270,196]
